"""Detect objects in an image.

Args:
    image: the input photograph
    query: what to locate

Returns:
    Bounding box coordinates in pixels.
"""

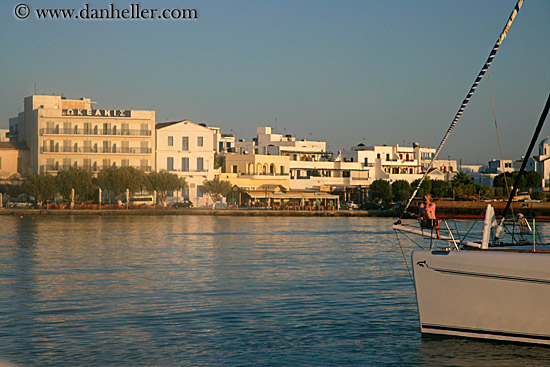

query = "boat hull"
[412,249,550,345]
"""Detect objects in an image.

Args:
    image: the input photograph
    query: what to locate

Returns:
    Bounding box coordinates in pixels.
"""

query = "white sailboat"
[393,0,550,345]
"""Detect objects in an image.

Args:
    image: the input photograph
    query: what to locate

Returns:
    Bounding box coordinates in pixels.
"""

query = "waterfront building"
[484,159,519,174]
[340,143,457,184]
[0,141,29,180]
[0,129,8,142]
[220,153,290,191]
[233,127,369,191]
[9,95,156,175]
[235,127,327,158]
[156,120,216,207]
[459,164,496,187]
[526,137,550,188]
[210,126,236,153]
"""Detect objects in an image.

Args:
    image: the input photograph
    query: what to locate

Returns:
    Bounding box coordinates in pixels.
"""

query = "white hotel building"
[9,95,156,174]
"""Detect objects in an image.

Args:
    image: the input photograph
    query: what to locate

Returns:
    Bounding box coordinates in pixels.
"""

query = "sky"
[1,0,549,164]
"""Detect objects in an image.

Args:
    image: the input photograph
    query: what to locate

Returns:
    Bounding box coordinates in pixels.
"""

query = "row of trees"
[369,171,545,203]
[21,167,187,205]
[4,167,236,207]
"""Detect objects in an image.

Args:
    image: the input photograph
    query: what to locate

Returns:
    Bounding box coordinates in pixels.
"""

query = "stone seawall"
[3,200,550,219]
[0,208,399,217]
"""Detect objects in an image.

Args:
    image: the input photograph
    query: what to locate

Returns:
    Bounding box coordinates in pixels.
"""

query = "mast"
[499,94,550,221]
[402,0,524,214]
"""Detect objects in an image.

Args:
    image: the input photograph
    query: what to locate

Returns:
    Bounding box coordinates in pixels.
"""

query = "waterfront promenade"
[0,207,398,217]
[3,199,550,219]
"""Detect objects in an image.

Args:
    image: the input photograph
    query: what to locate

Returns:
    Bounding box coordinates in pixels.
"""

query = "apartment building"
[340,143,457,183]
[236,126,327,159]
[156,120,216,206]
[9,95,156,174]
[209,126,236,153]
[0,141,29,180]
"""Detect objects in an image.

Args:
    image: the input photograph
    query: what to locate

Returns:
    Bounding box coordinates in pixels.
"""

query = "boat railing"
[393,215,543,251]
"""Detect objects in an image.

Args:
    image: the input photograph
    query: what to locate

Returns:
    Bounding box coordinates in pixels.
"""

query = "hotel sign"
[62,109,131,117]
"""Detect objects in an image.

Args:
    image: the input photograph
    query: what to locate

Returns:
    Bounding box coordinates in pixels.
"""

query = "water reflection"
[0,216,549,366]
[416,335,550,366]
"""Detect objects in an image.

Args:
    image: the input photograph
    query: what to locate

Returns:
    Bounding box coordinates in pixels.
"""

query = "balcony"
[40,165,152,173]
[40,147,152,154]
[40,128,152,137]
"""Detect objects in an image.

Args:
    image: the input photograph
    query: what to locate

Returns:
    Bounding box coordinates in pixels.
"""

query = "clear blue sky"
[1,0,549,163]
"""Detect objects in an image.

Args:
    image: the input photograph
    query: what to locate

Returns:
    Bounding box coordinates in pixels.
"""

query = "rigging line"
[402,0,524,215]
[488,68,512,202]
[499,93,550,223]
[394,230,414,284]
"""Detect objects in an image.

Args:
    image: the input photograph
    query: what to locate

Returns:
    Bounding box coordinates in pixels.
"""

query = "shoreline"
[3,200,550,219]
[0,208,399,217]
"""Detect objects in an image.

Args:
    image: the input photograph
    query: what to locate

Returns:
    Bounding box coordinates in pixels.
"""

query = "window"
[232,165,238,173]
[182,157,189,172]
[182,137,189,150]
[197,157,204,171]
[168,136,174,146]
[219,142,224,152]
[167,157,174,171]
[197,136,204,147]
[197,185,203,198]
[122,159,129,167]
[140,159,149,171]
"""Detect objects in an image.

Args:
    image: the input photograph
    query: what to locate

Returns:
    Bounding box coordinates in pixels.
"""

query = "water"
[0,215,549,366]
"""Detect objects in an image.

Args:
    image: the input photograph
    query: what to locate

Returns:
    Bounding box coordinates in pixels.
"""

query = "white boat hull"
[412,249,550,345]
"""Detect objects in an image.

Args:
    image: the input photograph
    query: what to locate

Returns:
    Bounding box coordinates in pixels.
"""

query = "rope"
[488,68,514,220]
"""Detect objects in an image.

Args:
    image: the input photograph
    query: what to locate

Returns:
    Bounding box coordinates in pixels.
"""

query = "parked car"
[6,198,33,208]
[129,195,154,206]
[172,200,193,209]
[345,201,358,210]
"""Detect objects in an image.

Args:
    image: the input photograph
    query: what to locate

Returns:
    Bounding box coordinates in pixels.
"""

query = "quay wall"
[3,200,550,219]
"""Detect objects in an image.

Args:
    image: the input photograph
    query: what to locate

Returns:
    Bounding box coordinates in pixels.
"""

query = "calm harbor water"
[1,215,549,366]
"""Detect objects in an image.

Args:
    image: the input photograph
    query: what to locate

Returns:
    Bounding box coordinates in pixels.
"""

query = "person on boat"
[419,193,441,239]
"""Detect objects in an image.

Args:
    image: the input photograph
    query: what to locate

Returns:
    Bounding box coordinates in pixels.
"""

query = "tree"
[531,190,546,201]
[411,177,432,198]
[201,177,232,204]
[524,171,542,189]
[369,179,392,202]
[452,171,472,186]
[431,179,452,198]
[392,180,411,202]
[97,166,146,204]
[146,171,187,205]
[214,153,226,171]
[23,173,57,204]
[56,167,95,201]
[492,171,539,190]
